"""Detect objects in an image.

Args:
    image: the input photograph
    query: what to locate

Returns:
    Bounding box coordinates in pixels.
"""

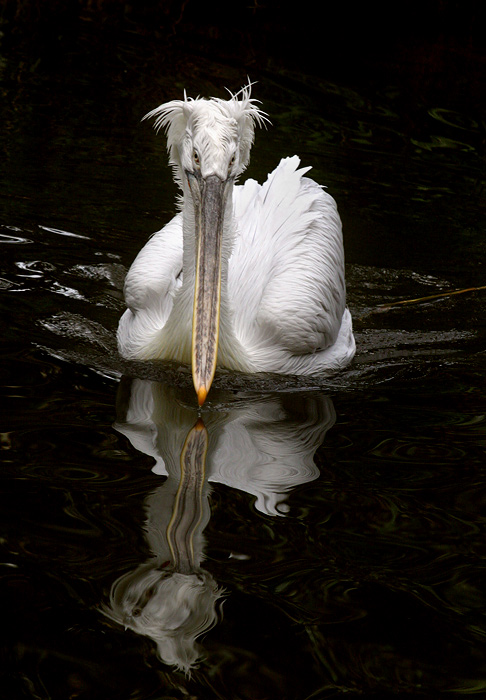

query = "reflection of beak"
[167,418,208,574]
[190,174,228,406]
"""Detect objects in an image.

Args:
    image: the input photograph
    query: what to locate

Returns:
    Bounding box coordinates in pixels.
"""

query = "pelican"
[117,84,355,404]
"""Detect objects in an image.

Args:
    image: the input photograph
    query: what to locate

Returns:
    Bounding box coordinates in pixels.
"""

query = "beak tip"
[197,386,208,406]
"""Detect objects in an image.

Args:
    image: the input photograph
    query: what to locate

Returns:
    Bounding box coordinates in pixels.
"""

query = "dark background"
[2,0,485,101]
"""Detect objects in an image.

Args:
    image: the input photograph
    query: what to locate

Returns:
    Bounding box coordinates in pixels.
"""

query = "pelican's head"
[144,82,267,183]
[144,84,268,405]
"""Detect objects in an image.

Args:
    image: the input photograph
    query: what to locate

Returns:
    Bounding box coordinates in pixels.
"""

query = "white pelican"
[118,84,355,404]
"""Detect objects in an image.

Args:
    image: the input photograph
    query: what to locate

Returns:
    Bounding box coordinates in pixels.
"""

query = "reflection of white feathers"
[107,379,335,672]
[106,389,226,673]
[116,381,166,474]
[210,394,334,515]
[115,379,336,516]
[103,566,223,673]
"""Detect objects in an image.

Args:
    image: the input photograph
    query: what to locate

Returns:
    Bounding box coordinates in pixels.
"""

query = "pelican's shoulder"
[265,155,339,215]
[233,176,261,219]
[235,155,339,237]
[265,156,342,252]
[123,212,183,312]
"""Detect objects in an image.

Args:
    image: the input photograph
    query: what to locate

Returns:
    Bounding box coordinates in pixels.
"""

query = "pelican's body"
[118,86,355,401]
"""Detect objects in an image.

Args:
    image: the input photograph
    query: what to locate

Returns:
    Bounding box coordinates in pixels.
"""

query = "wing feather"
[230,157,346,359]
[118,212,183,358]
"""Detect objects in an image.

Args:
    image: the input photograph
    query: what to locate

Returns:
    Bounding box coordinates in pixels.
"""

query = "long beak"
[192,174,227,406]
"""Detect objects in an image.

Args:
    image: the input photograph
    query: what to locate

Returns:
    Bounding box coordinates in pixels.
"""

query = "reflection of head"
[103,561,224,673]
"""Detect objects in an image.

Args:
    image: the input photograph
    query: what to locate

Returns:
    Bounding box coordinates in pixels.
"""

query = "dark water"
[1,6,486,698]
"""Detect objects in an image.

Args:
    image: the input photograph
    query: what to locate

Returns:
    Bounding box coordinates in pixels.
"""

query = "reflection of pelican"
[116,379,336,516]
[103,417,224,673]
[117,83,355,405]
[105,380,336,671]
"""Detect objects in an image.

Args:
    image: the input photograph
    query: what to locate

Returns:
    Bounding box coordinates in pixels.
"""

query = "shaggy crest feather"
[142,82,269,183]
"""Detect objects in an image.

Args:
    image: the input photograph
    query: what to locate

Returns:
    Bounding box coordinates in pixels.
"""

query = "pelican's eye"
[193,149,200,166]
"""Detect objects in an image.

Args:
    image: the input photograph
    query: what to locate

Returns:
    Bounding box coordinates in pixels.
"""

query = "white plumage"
[118,84,355,401]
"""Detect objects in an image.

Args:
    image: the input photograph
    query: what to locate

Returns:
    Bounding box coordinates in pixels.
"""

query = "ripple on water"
[0,229,34,244]
[428,107,480,132]
[368,435,467,463]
